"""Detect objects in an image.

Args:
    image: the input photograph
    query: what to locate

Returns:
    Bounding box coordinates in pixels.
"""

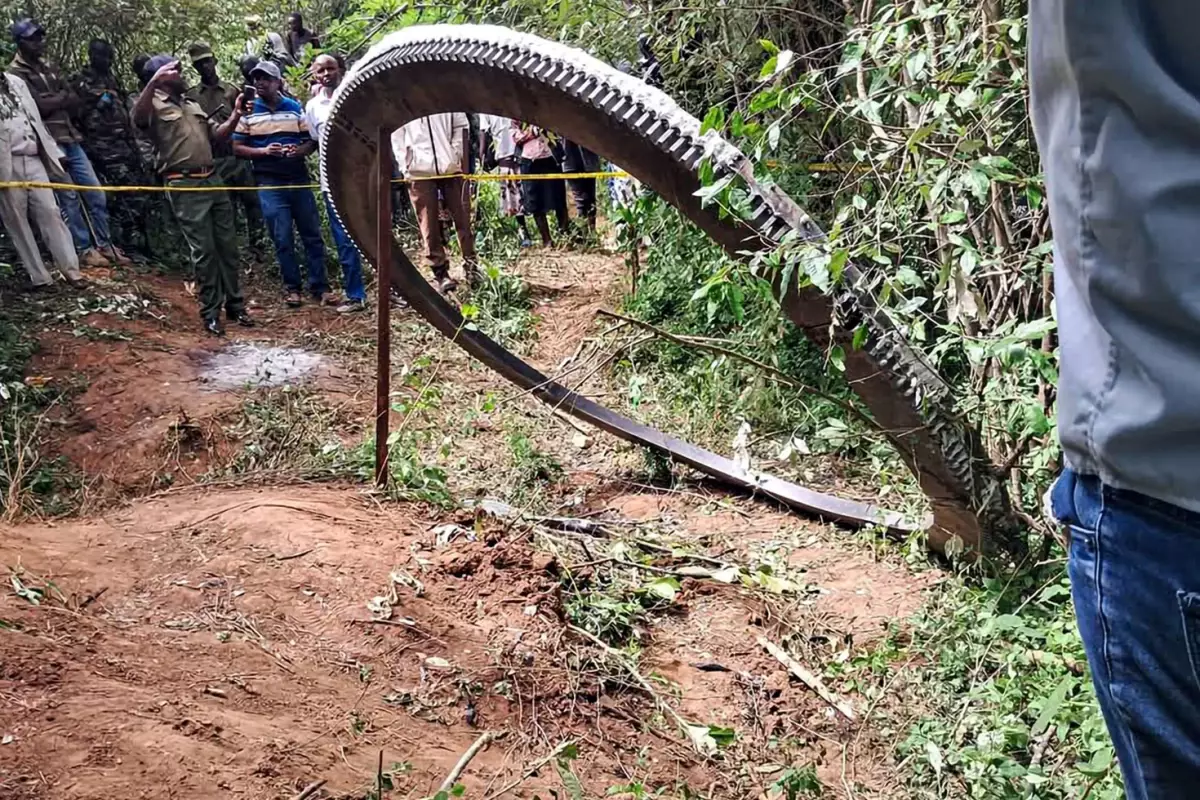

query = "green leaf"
[800,249,833,293]
[707,725,737,747]
[828,345,846,373]
[905,50,927,79]
[694,174,734,205]
[758,55,778,80]
[852,325,869,351]
[1009,317,1057,342]
[1030,676,1074,736]
[555,758,585,800]
[700,105,725,135]
[644,576,681,602]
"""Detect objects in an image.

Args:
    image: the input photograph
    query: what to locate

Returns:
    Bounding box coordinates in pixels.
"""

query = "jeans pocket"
[1177,592,1200,692]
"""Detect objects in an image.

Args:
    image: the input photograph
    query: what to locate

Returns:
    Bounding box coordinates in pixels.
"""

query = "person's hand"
[265,142,285,157]
[283,144,297,158]
[148,60,182,88]
[233,94,247,116]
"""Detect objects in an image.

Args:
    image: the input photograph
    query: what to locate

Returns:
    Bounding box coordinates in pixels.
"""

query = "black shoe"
[203,317,225,337]
[435,275,458,294]
[230,311,256,328]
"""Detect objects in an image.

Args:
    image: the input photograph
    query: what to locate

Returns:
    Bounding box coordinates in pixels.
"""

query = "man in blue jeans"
[1032,2,1200,796]
[303,53,365,313]
[7,19,131,269]
[233,60,333,308]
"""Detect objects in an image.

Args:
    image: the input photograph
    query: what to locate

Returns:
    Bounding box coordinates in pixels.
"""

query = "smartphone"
[242,85,257,102]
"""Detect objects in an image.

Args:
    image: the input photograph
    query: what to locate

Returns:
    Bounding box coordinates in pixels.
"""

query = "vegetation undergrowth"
[0,276,87,521]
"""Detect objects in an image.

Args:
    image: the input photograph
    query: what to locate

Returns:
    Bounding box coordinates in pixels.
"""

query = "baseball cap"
[249,60,281,81]
[11,18,44,41]
[244,14,262,25]
[187,41,214,64]
[144,54,178,75]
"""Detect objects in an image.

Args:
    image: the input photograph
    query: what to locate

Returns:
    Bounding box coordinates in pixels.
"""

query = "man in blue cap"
[7,18,131,269]
[131,55,254,336]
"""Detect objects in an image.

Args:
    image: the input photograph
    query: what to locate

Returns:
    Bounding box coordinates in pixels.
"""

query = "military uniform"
[72,66,151,254]
[138,87,245,323]
[186,71,267,259]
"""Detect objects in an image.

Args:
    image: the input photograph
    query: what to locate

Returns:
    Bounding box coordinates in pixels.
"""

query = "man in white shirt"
[304,53,365,312]
[392,112,478,293]
[479,114,532,247]
[0,71,83,289]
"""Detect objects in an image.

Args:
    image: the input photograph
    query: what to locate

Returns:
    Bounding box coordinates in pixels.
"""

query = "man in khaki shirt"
[185,41,266,263]
[132,55,255,336]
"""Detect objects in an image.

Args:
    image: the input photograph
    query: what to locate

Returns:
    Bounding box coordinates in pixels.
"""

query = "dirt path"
[0,251,931,799]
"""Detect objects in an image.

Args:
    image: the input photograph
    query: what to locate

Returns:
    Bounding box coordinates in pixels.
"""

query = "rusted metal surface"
[373,127,393,487]
[323,25,1022,553]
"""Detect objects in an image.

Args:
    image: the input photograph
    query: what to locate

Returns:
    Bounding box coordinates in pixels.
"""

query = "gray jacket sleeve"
[1031,0,1200,511]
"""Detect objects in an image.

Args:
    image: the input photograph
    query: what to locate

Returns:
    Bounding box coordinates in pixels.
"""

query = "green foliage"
[773,766,824,798]
[845,558,1120,799]
[504,429,561,504]
[214,386,344,476]
[0,291,83,520]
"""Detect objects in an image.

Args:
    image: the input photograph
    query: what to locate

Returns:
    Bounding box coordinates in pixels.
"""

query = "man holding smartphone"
[132,55,254,336]
[233,60,333,308]
[185,41,266,266]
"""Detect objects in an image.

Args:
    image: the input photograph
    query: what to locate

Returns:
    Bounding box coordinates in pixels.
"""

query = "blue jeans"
[323,193,364,302]
[1051,469,1200,799]
[55,141,111,252]
[257,184,327,297]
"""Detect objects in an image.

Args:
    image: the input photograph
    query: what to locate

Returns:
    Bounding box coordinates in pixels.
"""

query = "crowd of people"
[0,15,604,336]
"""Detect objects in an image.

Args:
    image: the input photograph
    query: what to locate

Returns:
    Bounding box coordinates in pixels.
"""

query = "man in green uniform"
[132,55,255,336]
[72,38,151,258]
[185,41,267,264]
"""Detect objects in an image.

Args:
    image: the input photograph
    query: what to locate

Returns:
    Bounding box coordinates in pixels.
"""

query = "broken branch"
[440,730,503,793]
[758,635,856,721]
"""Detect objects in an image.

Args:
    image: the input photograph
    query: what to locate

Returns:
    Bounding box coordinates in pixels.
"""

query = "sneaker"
[436,275,458,294]
[336,299,366,313]
[520,238,532,248]
[105,246,133,266]
[80,248,111,269]
[389,289,409,309]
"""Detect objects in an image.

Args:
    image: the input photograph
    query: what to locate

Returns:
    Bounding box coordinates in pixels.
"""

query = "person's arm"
[233,139,284,159]
[292,139,316,158]
[131,60,184,128]
[20,69,74,116]
[211,95,246,142]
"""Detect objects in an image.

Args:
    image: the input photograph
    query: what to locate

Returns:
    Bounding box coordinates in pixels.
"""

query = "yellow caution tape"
[0,163,865,194]
[0,170,632,193]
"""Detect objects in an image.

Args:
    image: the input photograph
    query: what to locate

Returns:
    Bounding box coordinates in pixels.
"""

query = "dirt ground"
[1,247,933,799]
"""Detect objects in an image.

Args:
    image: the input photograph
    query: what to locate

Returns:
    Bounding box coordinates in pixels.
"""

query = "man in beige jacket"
[0,70,83,289]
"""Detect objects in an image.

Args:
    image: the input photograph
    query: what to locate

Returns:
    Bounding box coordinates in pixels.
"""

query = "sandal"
[285,292,303,308]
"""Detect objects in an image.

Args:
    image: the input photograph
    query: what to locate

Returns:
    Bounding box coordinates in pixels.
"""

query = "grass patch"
[843,557,1120,799]
[0,285,85,521]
